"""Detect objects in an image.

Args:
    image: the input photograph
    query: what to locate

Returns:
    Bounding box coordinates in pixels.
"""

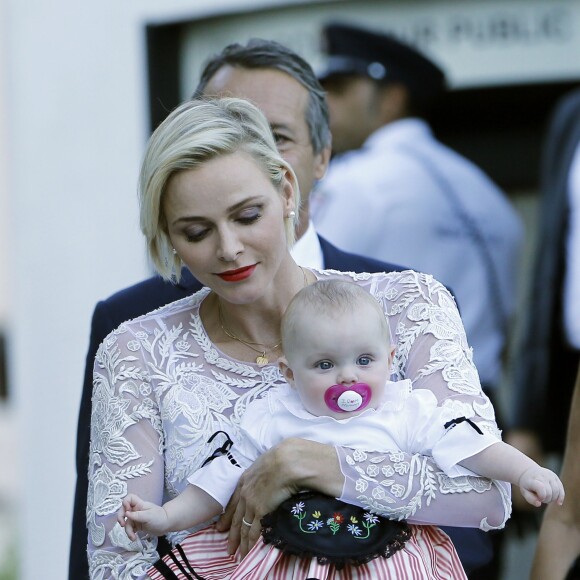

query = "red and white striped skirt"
[147,524,467,580]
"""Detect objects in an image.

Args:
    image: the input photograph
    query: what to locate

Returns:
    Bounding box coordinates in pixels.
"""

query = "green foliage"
[0,540,19,580]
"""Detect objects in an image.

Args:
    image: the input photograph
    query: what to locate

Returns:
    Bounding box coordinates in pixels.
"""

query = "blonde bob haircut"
[139,97,301,281]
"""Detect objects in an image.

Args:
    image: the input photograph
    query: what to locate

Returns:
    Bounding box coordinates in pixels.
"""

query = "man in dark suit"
[508,87,580,480]
[69,39,490,579]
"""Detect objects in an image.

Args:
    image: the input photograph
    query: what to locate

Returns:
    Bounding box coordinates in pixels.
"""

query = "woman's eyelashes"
[185,226,210,243]
[236,206,263,224]
[183,206,263,242]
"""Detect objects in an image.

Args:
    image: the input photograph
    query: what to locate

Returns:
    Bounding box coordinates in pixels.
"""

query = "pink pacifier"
[324,383,372,413]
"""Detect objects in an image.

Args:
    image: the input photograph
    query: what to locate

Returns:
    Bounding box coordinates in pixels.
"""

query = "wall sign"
[180,0,580,97]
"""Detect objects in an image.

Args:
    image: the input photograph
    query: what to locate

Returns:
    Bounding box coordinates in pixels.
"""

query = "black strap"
[166,549,195,580]
[176,544,205,579]
[153,543,208,580]
[152,558,180,579]
[444,416,484,435]
[201,430,239,468]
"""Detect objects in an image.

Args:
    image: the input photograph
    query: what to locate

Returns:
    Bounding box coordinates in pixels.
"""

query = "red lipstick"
[216,265,256,282]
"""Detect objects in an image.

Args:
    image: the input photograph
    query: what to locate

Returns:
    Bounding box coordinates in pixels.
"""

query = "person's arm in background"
[504,95,580,511]
[531,363,580,580]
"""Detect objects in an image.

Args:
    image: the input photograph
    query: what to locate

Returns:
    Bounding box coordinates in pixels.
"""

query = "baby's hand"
[518,466,565,508]
[117,493,169,541]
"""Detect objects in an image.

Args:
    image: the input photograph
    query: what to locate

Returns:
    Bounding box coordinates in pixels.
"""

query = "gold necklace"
[217,266,310,366]
[218,301,282,366]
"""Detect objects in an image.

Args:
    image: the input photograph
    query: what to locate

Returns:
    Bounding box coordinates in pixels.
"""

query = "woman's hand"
[216,438,343,558]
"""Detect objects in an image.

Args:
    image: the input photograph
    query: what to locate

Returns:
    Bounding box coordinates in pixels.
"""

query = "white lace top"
[87,269,511,579]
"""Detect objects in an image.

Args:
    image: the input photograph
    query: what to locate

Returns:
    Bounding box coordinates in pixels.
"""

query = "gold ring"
[242,517,253,527]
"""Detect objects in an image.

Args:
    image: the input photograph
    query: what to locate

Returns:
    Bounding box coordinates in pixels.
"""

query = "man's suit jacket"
[69,236,488,578]
[512,88,580,453]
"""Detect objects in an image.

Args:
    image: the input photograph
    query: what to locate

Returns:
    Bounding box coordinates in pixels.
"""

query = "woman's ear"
[278,356,296,387]
[280,167,298,215]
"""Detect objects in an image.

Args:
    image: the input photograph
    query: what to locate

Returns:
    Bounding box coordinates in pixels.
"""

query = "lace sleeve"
[87,326,163,579]
[337,271,511,530]
[336,447,510,529]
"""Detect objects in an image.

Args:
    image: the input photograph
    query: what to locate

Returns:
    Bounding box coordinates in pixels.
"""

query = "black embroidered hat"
[318,22,447,105]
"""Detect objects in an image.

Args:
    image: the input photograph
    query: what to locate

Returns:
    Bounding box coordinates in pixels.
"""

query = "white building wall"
[4,3,151,578]
[1,0,318,578]
[0,0,9,327]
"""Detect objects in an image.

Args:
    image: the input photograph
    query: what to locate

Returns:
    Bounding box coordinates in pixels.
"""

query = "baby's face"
[283,303,393,419]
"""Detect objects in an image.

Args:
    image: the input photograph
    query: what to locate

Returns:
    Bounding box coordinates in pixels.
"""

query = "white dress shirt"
[313,119,524,389]
[290,220,324,269]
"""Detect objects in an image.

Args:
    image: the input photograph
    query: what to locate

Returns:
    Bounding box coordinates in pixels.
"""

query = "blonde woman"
[87,97,510,579]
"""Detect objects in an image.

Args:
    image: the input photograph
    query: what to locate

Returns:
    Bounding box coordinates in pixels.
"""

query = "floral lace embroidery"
[87,271,508,577]
[345,450,433,520]
[291,500,380,537]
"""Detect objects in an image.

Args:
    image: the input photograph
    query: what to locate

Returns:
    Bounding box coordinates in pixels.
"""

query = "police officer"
[314,22,523,405]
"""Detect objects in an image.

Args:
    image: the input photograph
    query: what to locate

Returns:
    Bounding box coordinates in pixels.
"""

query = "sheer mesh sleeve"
[336,447,510,529]
[337,271,511,530]
[87,326,164,579]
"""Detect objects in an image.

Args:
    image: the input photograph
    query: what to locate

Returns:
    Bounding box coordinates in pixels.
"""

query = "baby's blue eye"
[358,356,371,366]
[317,361,333,370]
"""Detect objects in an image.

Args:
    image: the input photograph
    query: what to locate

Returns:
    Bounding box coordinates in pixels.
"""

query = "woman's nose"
[217,228,243,261]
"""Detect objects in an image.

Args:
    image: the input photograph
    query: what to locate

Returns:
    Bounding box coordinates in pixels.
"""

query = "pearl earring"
[288,211,296,218]
[172,248,177,255]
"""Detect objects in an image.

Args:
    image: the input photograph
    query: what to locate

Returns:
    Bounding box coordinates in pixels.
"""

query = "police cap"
[319,22,447,104]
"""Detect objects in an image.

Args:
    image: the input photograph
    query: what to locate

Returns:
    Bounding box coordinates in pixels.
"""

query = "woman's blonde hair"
[139,97,300,281]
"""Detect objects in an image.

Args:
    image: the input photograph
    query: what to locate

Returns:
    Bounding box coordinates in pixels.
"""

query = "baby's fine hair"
[139,97,300,281]
[281,278,391,350]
